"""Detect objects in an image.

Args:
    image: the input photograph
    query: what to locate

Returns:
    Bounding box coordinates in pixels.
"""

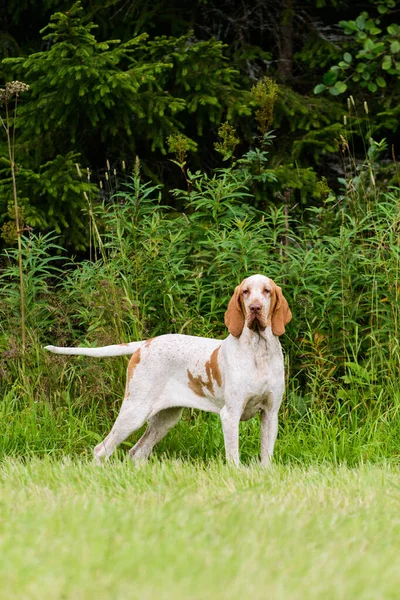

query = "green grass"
[1,458,400,599]
[2,390,400,465]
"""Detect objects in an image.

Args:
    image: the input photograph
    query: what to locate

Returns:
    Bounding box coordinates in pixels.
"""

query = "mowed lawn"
[1,458,400,600]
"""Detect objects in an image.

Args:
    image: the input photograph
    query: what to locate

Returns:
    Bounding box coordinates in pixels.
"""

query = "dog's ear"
[224,284,245,337]
[271,284,292,336]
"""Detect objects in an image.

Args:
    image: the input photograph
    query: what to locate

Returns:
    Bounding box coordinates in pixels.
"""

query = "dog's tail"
[44,341,142,357]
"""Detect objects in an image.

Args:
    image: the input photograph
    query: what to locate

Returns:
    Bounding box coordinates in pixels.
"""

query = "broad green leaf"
[344,362,371,383]
[382,55,392,69]
[339,20,357,33]
[364,38,378,51]
[387,24,399,35]
[334,81,347,93]
[390,41,400,54]
[313,84,326,94]
[376,76,386,87]
[355,15,366,30]
[329,81,347,95]
[344,52,352,63]
[323,70,337,85]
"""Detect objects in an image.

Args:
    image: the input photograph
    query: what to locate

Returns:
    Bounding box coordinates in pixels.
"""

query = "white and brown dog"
[45,274,292,465]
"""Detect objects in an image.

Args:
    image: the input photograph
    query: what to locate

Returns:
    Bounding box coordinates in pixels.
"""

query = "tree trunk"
[278,0,294,83]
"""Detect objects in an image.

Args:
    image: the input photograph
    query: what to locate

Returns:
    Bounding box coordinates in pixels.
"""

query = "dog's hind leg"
[93,399,150,464]
[129,407,183,462]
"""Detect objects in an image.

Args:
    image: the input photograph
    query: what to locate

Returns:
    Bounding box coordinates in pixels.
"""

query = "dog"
[45,274,292,465]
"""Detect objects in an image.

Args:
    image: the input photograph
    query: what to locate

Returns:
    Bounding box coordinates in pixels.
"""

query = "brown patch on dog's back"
[144,338,154,348]
[187,369,206,397]
[126,348,141,394]
[187,346,222,397]
[207,346,222,388]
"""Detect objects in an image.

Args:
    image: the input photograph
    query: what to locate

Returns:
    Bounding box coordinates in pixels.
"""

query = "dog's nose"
[250,303,262,314]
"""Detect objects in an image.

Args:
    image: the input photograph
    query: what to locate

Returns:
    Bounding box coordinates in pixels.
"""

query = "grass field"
[1,457,400,600]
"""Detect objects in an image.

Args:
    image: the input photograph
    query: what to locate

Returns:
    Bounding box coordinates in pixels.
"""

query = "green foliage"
[251,77,279,137]
[167,134,193,162]
[0,151,97,250]
[236,145,277,187]
[305,1,400,164]
[314,4,400,130]
[2,3,250,152]
[167,133,195,178]
[296,26,341,71]
[3,2,179,153]
[274,86,344,163]
[0,2,255,247]
[214,122,240,161]
[1,145,400,466]
[1,152,400,408]
[0,232,65,340]
[269,164,329,205]
[144,33,252,136]
[2,0,399,254]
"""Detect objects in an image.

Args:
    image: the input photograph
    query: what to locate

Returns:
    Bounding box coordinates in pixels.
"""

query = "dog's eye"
[263,288,270,294]
[243,289,249,295]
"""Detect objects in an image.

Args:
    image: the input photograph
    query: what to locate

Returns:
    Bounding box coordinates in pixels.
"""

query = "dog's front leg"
[220,405,241,466]
[260,408,279,467]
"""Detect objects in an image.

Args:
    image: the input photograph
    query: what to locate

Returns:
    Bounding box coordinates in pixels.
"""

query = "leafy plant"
[0,80,30,351]
[315,6,400,97]
[0,2,253,246]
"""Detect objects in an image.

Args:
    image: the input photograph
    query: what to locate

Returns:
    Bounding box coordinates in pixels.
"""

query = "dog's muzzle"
[248,304,267,331]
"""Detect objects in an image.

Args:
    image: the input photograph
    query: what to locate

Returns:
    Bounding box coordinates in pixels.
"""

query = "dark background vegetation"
[1,0,399,249]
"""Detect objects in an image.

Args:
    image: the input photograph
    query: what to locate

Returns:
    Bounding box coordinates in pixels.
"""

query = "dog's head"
[224,274,292,338]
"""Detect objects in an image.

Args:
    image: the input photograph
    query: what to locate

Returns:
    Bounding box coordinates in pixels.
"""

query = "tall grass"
[1,139,400,463]
[0,81,31,352]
